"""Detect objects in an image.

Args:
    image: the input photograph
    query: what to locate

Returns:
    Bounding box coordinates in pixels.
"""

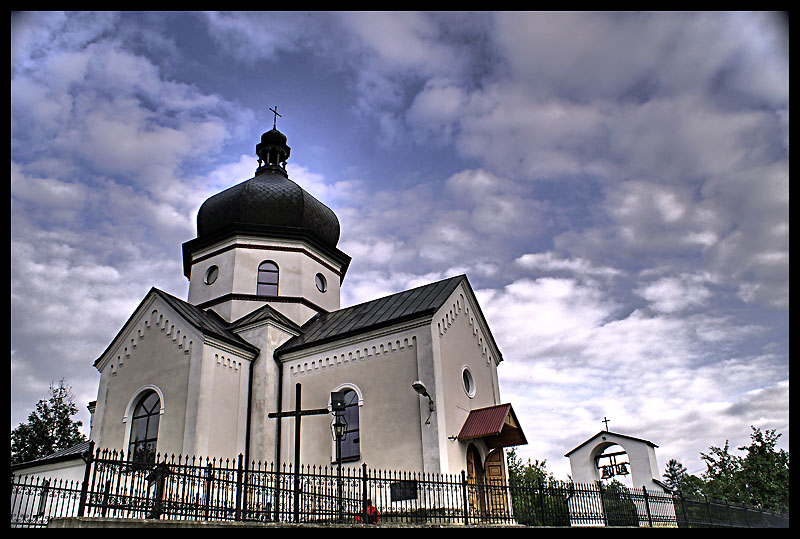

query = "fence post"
[461,470,469,526]
[704,494,712,526]
[538,478,546,526]
[642,486,653,527]
[77,440,95,517]
[204,462,214,521]
[235,453,243,521]
[598,482,608,526]
[678,491,689,527]
[35,479,50,518]
[361,463,368,524]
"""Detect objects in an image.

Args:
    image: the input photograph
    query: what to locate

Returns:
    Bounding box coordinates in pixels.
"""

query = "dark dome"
[261,128,287,144]
[196,166,341,248]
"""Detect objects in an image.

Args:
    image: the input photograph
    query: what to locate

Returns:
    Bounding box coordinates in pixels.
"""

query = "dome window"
[315,273,328,293]
[204,265,219,285]
[257,261,279,296]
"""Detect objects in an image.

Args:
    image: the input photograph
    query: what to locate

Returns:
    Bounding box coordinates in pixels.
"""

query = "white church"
[14,122,528,488]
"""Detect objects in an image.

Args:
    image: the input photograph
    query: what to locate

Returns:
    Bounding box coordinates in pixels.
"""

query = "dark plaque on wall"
[390,480,418,502]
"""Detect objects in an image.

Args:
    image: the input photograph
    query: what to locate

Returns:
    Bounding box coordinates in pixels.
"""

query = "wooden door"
[484,448,508,515]
[466,445,485,518]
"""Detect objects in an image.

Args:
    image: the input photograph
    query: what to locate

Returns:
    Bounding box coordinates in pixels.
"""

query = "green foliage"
[701,439,744,502]
[601,479,640,527]
[666,426,789,514]
[736,427,789,512]
[662,458,687,491]
[506,448,571,526]
[11,378,87,465]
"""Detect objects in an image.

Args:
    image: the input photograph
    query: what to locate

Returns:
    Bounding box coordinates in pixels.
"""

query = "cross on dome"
[269,105,282,130]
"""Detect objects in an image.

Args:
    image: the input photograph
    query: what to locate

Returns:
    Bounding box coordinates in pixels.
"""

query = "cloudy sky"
[11,11,788,481]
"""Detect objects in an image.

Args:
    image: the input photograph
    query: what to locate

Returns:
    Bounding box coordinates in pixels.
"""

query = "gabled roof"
[94,287,260,367]
[275,275,467,356]
[564,431,659,457]
[457,404,528,449]
[153,288,259,354]
[229,301,302,333]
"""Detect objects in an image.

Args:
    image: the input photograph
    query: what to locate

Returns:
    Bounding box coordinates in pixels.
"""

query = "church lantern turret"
[181,108,351,325]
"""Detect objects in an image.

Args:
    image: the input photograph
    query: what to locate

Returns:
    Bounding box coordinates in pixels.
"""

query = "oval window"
[315,273,328,293]
[205,265,219,285]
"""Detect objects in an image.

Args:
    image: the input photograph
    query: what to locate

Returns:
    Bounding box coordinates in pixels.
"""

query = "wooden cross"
[269,105,282,129]
[602,416,611,431]
[268,383,330,521]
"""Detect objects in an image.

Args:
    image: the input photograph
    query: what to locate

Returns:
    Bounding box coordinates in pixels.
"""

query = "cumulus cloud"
[11,12,787,480]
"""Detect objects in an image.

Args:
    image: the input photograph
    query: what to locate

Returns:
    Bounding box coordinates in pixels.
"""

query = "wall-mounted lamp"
[412,380,434,425]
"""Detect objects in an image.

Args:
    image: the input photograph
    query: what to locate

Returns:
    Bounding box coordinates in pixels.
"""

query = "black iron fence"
[11,445,789,528]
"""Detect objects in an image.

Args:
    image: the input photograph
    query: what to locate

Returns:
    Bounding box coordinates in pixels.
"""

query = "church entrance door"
[466,445,486,518]
[484,448,508,516]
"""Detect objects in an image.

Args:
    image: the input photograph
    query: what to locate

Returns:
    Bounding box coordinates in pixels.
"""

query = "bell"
[616,463,630,476]
[601,466,613,479]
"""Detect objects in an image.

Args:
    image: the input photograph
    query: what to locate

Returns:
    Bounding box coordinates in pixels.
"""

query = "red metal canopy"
[457,403,528,449]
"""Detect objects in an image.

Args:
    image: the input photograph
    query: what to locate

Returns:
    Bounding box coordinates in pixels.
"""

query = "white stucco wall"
[12,459,86,484]
[93,298,197,457]
[186,236,344,325]
[278,322,428,473]
[433,282,503,476]
[567,432,664,491]
[92,295,257,461]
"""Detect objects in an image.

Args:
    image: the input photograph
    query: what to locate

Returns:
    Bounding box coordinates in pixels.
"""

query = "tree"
[662,458,687,492]
[700,439,744,503]
[697,426,789,514]
[663,458,705,497]
[506,448,570,526]
[11,378,87,465]
[507,448,553,486]
[737,427,789,513]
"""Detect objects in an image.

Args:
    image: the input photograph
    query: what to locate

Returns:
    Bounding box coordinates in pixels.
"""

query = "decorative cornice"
[279,315,431,362]
[435,283,501,366]
[203,335,258,360]
[288,334,418,377]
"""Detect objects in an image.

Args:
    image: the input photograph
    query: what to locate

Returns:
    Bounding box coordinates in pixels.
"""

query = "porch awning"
[457,403,527,449]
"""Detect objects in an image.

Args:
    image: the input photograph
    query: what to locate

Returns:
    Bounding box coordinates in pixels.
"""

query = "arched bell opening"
[593,443,633,488]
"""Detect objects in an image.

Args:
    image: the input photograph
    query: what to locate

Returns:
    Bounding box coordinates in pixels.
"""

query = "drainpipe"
[273,352,284,465]
[244,352,258,468]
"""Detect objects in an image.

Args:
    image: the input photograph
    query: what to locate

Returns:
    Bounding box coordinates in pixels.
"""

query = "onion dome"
[196,127,341,249]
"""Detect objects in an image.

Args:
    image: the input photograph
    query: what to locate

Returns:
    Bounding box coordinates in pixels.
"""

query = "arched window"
[340,389,360,461]
[128,391,160,463]
[257,261,279,296]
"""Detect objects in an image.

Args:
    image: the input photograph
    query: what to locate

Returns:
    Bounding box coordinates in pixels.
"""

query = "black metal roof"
[228,301,302,333]
[196,167,341,248]
[11,441,92,471]
[94,288,261,367]
[150,288,261,354]
[95,275,502,372]
[276,275,467,356]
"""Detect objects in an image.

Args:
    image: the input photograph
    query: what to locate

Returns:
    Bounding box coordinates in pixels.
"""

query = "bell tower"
[181,110,351,325]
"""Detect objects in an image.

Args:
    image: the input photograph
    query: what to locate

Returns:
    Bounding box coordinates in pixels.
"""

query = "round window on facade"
[462,367,475,398]
[315,273,328,293]
[205,265,219,285]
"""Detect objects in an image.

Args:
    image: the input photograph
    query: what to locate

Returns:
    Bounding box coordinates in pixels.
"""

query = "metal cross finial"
[602,416,610,431]
[269,106,282,129]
